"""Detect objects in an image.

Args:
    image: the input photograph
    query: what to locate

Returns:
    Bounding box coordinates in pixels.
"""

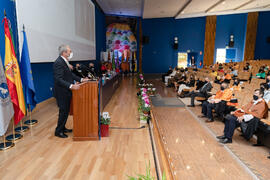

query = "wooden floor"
[0,77,156,180]
[149,77,270,180]
[2,76,270,180]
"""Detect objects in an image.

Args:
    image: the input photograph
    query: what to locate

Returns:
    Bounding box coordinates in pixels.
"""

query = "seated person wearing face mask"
[186,77,213,107]
[72,64,84,78]
[260,83,270,104]
[88,63,97,77]
[217,89,268,144]
[230,79,241,91]
[199,82,233,122]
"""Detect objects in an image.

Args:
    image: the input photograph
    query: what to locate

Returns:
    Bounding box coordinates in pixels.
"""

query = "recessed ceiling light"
[222,1,226,5]
[181,11,185,14]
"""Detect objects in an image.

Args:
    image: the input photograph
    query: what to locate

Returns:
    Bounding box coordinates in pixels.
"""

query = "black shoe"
[205,119,214,123]
[253,143,263,147]
[219,138,232,144]
[187,105,195,107]
[55,132,68,138]
[198,115,207,118]
[216,135,226,139]
[64,128,73,133]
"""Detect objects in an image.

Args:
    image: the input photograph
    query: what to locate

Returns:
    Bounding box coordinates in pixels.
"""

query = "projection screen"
[16,0,96,63]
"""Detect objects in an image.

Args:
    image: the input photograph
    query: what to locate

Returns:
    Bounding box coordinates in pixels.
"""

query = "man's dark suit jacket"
[199,82,213,96]
[53,56,81,109]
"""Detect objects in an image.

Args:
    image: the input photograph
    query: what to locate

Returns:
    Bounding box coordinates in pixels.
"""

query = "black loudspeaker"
[173,43,178,49]
[143,36,149,44]
[229,40,234,47]
[267,37,270,43]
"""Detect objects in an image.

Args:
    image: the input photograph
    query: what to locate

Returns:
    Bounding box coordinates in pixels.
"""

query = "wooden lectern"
[72,81,100,141]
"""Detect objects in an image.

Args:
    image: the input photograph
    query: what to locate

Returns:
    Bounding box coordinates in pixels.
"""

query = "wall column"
[243,12,258,61]
[203,16,217,66]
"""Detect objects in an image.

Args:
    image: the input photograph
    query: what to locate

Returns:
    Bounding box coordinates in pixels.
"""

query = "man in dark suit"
[187,77,213,107]
[53,45,88,138]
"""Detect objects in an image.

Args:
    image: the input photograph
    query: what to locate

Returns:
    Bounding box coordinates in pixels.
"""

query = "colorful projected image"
[106,23,137,53]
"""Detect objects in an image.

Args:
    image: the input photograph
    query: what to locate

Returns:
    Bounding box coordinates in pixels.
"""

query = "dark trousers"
[223,114,240,140]
[55,96,71,133]
[190,91,205,106]
[202,101,215,120]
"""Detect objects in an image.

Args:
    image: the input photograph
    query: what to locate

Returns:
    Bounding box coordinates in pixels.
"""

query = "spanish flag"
[3,17,26,125]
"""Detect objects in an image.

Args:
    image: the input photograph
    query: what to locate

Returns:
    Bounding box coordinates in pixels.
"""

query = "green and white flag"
[0,56,14,136]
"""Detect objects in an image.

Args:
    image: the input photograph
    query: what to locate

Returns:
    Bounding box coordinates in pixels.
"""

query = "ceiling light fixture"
[205,0,226,13]
[174,0,192,18]
[234,0,255,10]
[222,1,226,5]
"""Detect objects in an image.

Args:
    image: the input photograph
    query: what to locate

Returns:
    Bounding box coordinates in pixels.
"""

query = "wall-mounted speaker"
[142,36,149,44]
[229,41,234,47]
[173,43,178,49]
[173,37,178,50]
[229,35,234,47]
[267,36,270,44]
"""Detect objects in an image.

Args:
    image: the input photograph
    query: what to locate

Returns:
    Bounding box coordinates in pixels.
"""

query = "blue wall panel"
[142,17,206,73]
[254,11,270,60]
[142,18,175,73]
[214,14,247,63]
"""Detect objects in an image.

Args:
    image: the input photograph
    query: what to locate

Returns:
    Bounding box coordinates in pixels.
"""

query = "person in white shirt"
[165,67,177,86]
[260,83,270,104]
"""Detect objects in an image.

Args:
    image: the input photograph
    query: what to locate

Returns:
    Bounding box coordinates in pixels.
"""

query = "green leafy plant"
[127,162,166,180]
[141,105,150,113]
[100,116,111,125]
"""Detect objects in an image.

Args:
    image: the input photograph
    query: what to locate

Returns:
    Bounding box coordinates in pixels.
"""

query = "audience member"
[217,89,268,144]
[186,77,213,107]
[199,82,232,122]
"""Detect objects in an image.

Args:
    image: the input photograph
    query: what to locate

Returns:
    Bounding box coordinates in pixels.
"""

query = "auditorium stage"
[0,77,156,179]
[149,77,270,180]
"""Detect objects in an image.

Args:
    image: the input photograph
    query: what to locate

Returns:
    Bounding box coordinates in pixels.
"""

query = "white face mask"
[68,52,73,60]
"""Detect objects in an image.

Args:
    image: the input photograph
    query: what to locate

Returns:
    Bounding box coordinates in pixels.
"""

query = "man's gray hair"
[58,45,69,56]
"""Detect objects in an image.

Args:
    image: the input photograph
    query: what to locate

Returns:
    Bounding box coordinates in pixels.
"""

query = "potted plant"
[100,112,111,137]
[142,105,150,115]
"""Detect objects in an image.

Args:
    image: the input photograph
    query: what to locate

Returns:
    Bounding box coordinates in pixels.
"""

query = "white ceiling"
[96,0,270,19]
[96,0,143,17]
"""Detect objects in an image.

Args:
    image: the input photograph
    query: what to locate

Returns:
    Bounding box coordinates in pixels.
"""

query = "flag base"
[15,126,29,132]
[6,133,23,141]
[0,142,15,151]
[24,119,38,126]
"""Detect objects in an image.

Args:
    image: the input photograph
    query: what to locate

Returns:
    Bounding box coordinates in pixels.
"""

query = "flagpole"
[24,104,38,126]
[6,117,23,142]
[0,134,15,151]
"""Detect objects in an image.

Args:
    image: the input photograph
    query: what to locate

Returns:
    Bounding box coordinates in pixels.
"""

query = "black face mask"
[267,79,270,83]
[220,86,225,90]
[261,87,265,92]
[253,95,259,101]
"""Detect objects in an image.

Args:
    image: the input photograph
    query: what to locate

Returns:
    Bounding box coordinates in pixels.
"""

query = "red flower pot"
[101,124,109,137]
